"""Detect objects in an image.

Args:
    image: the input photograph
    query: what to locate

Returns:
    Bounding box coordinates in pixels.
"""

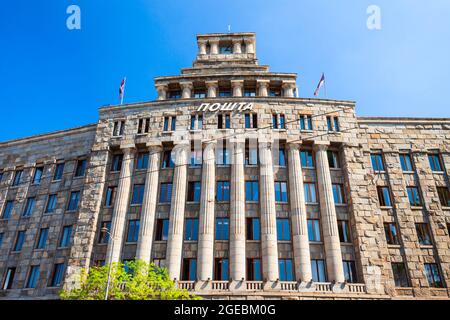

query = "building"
[0,32,449,300]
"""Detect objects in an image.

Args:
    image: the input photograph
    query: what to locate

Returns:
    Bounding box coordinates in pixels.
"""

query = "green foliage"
[60,260,200,300]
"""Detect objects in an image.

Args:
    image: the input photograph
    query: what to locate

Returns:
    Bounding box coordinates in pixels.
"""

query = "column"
[180,81,193,99]
[282,81,296,98]
[206,81,218,98]
[314,141,345,283]
[231,80,244,97]
[106,147,135,264]
[197,142,216,281]
[287,143,312,282]
[257,80,270,97]
[259,140,279,282]
[198,40,207,55]
[230,139,246,282]
[210,40,219,55]
[232,40,242,54]
[244,39,255,54]
[156,84,168,101]
[166,142,189,280]
[136,144,163,263]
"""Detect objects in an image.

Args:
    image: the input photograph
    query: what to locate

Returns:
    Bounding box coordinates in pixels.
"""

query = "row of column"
[105,140,345,283]
[197,39,255,56]
[155,80,297,100]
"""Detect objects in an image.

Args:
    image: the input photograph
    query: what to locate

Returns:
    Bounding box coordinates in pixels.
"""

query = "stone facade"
[0,33,449,300]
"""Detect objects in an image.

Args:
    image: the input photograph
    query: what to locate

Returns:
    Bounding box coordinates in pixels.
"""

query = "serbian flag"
[314,73,325,96]
[119,77,126,104]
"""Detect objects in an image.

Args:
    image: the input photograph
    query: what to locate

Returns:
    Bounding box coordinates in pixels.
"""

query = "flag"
[119,77,126,104]
[314,73,325,96]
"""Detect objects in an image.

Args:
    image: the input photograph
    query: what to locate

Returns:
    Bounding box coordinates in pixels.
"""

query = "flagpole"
[323,72,327,99]
[120,77,127,105]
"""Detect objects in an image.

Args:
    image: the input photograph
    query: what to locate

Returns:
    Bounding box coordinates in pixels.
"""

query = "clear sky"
[1,0,449,141]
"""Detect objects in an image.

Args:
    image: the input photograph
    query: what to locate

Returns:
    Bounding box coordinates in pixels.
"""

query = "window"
[53,163,65,181]
[162,150,175,168]
[2,267,16,290]
[300,150,314,168]
[182,259,197,281]
[215,218,230,241]
[59,226,72,247]
[50,263,65,287]
[337,220,350,243]
[391,262,409,287]
[105,186,117,207]
[244,89,256,97]
[424,263,443,288]
[299,114,312,130]
[190,114,203,130]
[428,153,443,172]
[216,147,230,165]
[327,151,340,169]
[36,228,49,249]
[246,218,260,241]
[244,113,257,128]
[437,187,450,207]
[190,148,202,167]
[278,259,294,281]
[168,91,181,99]
[184,219,199,241]
[111,154,123,172]
[407,187,422,206]
[399,153,414,172]
[216,181,230,202]
[26,266,40,288]
[127,220,140,242]
[277,218,291,241]
[187,181,201,202]
[152,259,165,268]
[0,171,3,182]
[159,183,173,203]
[269,88,282,97]
[275,148,286,167]
[247,258,262,281]
[272,114,286,129]
[163,116,176,131]
[245,140,258,165]
[245,181,259,201]
[155,219,169,241]
[377,186,392,207]
[307,219,321,242]
[194,90,206,99]
[272,114,278,129]
[74,159,87,177]
[23,197,35,217]
[2,200,14,219]
[343,261,357,283]
[131,184,145,205]
[214,258,229,280]
[220,45,233,54]
[14,231,26,251]
[326,116,340,132]
[45,194,57,213]
[98,221,111,244]
[137,118,150,134]
[311,259,327,282]
[332,184,345,204]
[217,114,231,129]
[136,153,149,170]
[67,191,80,211]
[33,166,44,184]
[113,120,125,136]
[12,170,23,186]
[371,153,385,172]
[218,89,231,97]
[0,233,3,248]
[274,182,288,202]
[384,223,400,245]
[415,223,432,246]
[304,183,317,203]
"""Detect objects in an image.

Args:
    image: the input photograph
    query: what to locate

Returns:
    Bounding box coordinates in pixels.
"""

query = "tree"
[60,260,200,300]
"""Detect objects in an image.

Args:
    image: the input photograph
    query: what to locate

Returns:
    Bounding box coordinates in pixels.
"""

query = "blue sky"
[1,0,449,141]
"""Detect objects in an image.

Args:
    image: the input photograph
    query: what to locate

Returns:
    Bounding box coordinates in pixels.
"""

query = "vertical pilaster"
[180,81,193,99]
[257,80,269,97]
[197,142,216,280]
[166,142,189,280]
[106,147,135,264]
[287,143,312,282]
[314,142,345,283]
[206,81,218,98]
[156,84,168,101]
[259,140,279,282]
[136,144,162,263]
[231,80,244,97]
